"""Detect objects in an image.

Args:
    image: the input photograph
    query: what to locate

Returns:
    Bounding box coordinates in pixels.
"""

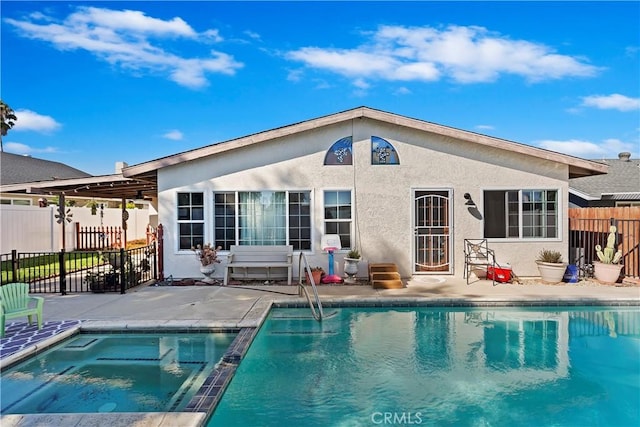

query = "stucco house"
[120,106,607,281]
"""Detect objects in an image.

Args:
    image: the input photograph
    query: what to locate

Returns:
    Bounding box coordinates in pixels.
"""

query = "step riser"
[370,272,401,280]
[368,262,403,289]
[372,280,404,289]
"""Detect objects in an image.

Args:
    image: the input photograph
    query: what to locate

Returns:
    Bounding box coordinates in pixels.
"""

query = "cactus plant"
[595,226,623,264]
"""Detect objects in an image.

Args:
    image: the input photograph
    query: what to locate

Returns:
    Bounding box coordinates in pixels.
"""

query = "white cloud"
[4,141,57,154]
[475,124,494,131]
[394,87,411,95]
[286,68,303,82]
[162,130,183,141]
[244,30,261,41]
[581,94,640,112]
[537,138,638,159]
[286,25,600,86]
[5,6,243,89]
[353,78,370,90]
[12,109,61,133]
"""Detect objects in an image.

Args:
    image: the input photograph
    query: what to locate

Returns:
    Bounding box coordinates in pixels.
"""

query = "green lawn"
[1,252,103,284]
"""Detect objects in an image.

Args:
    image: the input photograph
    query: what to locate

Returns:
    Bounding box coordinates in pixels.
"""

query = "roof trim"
[568,188,599,201]
[122,107,608,179]
[601,192,640,201]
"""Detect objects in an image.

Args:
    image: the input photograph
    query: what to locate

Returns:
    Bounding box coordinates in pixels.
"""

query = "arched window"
[324,136,353,165]
[371,136,399,165]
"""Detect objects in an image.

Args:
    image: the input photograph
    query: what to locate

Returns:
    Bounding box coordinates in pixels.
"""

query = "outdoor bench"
[224,245,293,286]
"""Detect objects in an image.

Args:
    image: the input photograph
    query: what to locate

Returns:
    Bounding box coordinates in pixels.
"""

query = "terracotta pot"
[593,262,623,284]
[306,270,323,285]
[536,261,567,284]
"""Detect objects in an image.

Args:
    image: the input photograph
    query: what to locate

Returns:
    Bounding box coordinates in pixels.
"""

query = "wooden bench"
[1,282,45,338]
[224,245,293,286]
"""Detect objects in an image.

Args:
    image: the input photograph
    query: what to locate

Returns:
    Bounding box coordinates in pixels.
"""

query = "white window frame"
[176,191,205,251]
[213,190,313,251]
[483,188,562,241]
[323,189,353,251]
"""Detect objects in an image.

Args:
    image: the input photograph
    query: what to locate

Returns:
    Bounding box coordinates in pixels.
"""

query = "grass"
[1,252,103,284]
[1,241,152,284]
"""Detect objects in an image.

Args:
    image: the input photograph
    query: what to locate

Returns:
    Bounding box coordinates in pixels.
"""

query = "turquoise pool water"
[209,307,640,427]
[1,332,236,414]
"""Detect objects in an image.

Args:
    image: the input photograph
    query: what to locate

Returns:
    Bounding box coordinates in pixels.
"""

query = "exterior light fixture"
[464,193,476,207]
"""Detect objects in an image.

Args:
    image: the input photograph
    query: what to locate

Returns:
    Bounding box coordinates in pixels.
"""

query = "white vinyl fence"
[0,205,153,253]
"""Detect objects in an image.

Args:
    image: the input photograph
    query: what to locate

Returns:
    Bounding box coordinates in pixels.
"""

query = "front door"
[413,189,452,274]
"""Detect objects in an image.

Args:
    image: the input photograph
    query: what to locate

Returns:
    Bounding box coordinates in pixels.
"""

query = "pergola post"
[121,197,128,249]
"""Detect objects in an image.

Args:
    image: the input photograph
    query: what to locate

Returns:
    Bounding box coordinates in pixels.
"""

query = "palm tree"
[1,99,18,152]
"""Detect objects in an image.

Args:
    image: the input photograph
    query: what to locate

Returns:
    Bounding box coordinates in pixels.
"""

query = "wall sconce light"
[464,193,476,207]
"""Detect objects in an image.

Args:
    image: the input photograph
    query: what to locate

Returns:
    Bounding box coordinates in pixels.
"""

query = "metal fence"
[0,244,157,294]
[568,218,640,279]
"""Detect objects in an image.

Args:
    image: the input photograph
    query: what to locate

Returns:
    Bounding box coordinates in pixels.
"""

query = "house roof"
[0,152,91,185]
[122,106,608,180]
[569,153,640,200]
[1,106,608,200]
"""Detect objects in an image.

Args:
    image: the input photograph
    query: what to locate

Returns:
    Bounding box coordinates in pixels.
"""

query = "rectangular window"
[213,191,312,250]
[484,190,558,239]
[324,190,352,249]
[214,192,236,251]
[177,192,204,250]
[238,191,287,246]
[289,191,312,251]
[0,198,31,205]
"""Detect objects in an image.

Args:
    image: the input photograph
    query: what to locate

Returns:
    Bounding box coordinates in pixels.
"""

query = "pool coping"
[2,296,639,427]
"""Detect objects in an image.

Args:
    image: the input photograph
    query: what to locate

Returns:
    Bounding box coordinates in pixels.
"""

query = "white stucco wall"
[157,118,569,280]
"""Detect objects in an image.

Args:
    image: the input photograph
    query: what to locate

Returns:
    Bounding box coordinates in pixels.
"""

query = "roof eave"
[122,106,609,179]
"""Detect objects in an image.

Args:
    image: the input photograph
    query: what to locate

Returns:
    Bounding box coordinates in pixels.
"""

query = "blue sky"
[2,1,639,176]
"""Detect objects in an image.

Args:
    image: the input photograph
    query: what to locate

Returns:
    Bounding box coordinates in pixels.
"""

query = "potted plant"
[535,249,567,283]
[593,226,624,284]
[305,266,325,285]
[193,243,222,283]
[344,248,361,284]
[84,271,118,293]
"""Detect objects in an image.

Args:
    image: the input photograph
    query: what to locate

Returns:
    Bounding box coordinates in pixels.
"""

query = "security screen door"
[413,190,452,274]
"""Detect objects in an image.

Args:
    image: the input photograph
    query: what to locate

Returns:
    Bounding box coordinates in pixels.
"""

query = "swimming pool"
[209,306,640,427]
[1,331,236,414]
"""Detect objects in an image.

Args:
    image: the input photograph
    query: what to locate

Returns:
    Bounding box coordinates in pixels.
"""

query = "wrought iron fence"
[568,217,640,278]
[0,244,157,294]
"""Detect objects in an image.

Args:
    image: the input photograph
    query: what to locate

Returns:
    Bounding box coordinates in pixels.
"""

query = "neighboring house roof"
[123,106,608,180]
[569,152,640,201]
[0,152,91,185]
